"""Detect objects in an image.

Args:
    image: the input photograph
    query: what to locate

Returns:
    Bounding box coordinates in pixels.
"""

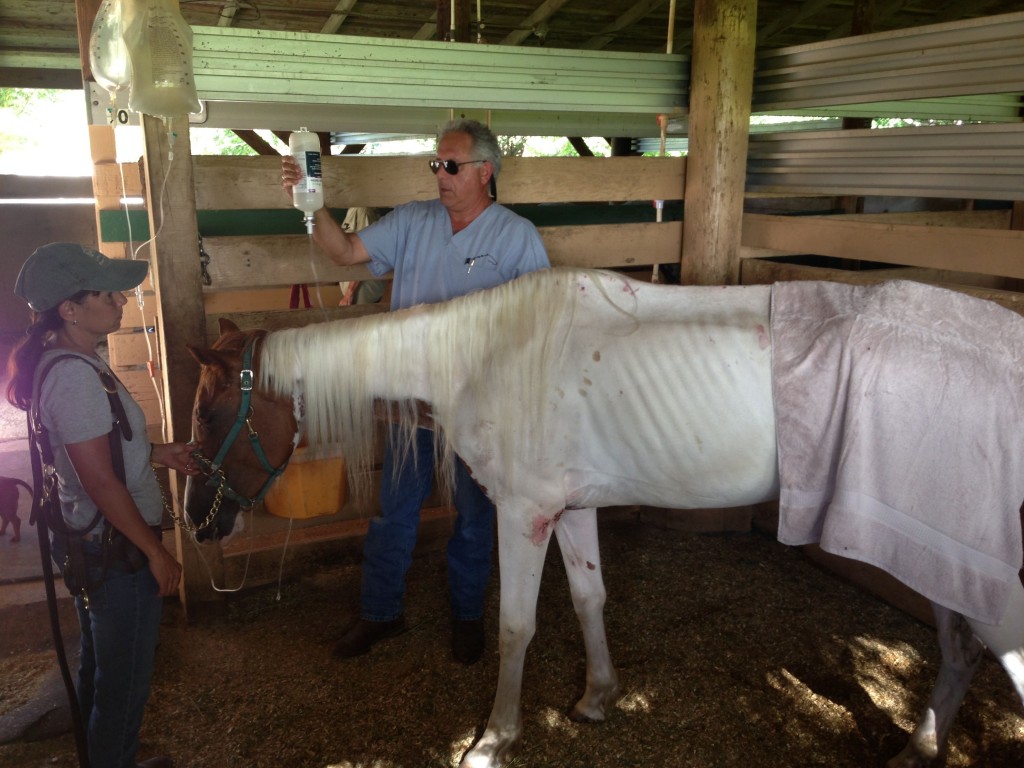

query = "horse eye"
[195,409,216,429]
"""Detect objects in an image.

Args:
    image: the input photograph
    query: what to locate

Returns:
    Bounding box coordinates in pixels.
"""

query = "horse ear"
[218,318,241,336]
[187,344,234,373]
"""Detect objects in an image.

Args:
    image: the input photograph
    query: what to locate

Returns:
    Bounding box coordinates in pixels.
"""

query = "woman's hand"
[151,442,202,476]
[148,545,183,597]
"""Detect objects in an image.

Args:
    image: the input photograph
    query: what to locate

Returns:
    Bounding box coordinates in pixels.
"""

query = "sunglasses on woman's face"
[429,158,485,175]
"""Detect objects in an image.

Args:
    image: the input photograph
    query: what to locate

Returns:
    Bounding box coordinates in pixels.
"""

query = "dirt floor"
[2,521,1023,768]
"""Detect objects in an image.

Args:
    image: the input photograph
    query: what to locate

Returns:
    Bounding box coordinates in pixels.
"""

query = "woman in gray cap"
[6,242,199,768]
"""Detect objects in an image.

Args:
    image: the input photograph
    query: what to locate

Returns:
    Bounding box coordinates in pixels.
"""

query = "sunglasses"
[429,158,485,175]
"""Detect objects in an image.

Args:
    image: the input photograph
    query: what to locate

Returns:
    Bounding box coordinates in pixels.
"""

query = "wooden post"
[839,0,875,214]
[139,114,219,611]
[681,0,757,286]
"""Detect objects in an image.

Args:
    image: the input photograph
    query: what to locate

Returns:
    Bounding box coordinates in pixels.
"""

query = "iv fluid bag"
[289,128,324,216]
[90,0,132,98]
[123,0,201,118]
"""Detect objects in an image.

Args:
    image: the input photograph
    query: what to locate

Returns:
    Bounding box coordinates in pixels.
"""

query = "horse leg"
[888,602,985,768]
[892,583,1024,768]
[553,507,620,722]
[966,579,1024,739]
[891,579,1024,768]
[460,504,553,768]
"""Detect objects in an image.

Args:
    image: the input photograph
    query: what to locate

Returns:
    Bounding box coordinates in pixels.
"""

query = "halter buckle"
[240,368,254,391]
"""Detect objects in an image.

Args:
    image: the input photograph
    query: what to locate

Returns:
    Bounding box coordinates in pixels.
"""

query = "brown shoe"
[332,617,406,658]
[138,757,174,768]
[452,618,485,665]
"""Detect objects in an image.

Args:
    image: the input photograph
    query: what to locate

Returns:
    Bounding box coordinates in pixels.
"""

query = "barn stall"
[93,4,1023,609]
[1,0,1024,765]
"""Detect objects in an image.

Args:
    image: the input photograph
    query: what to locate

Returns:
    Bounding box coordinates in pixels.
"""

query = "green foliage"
[874,117,964,128]
[498,135,527,157]
[556,140,580,157]
[190,128,259,156]
[0,87,64,112]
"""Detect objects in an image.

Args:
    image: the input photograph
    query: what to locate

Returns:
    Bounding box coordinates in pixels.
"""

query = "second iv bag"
[122,0,201,118]
[289,128,324,234]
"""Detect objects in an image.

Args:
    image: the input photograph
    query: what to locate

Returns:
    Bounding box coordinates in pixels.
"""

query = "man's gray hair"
[438,118,503,178]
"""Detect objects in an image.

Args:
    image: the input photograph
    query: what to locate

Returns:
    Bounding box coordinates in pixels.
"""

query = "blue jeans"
[73,542,163,768]
[361,427,495,622]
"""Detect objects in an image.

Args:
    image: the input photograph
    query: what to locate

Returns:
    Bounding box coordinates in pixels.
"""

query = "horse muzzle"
[183,470,245,542]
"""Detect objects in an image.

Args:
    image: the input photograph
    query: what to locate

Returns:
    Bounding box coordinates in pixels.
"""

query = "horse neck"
[362,308,434,403]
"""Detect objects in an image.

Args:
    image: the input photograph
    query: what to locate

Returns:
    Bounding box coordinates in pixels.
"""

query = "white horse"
[184,267,1024,768]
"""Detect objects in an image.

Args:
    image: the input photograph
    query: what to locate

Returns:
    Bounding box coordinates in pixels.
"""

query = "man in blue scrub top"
[282,119,549,663]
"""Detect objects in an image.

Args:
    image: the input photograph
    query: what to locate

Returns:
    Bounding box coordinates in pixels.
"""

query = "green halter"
[191,336,291,509]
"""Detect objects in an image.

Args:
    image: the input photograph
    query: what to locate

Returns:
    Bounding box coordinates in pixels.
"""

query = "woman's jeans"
[361,426,495,622]
[73,541,163,768]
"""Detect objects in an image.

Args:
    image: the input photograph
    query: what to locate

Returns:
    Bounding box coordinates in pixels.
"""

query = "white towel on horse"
[771,280,1024,625]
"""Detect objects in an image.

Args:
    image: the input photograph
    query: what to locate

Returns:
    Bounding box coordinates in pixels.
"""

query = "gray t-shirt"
[37,350,162,531]
[360,199,550,310]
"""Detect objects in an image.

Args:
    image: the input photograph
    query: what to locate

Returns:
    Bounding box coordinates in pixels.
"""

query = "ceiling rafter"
[217,0,241,28]
[756,0,834,45]
[413,11,439,40]
[322,0,360,34]
[580,0,667,50]
[501,0,574,46]
[825,0,912,39]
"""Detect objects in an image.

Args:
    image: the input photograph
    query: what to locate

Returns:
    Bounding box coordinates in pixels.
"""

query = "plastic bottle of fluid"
[289,128,323,234]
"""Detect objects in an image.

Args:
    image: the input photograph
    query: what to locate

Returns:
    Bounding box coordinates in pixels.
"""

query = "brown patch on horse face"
[186,329,297,536]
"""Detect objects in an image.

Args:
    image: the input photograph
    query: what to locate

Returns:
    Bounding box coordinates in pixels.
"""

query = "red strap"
[289,284,312,309]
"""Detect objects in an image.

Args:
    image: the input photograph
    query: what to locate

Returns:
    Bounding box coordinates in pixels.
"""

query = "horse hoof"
[886,747,935,768]
[567,708,601,724]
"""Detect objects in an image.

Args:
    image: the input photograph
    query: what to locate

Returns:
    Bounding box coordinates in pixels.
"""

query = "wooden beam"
[217,0,240,27]
[756,0,833,46]
[740,257,1024,316]
[204,304,388,340]
[200,221,682,290]
[839,0,875,206]
[741,213,1024,279]
[0,175,94,198]
[567,137,595,156]
[501,0,572,46]
[682,0,757,285]
[139,114,215,608]
[413,11,439,40]
[191,155,686,210]
[322,0,359,34]
[92,161,144,202]
[0,67,84,89]
[581,0,665,50]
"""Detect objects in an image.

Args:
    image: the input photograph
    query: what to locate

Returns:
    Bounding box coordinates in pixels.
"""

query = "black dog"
[0,477,32,543]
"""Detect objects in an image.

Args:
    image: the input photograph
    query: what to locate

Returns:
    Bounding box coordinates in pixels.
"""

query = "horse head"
[183,319,299,541]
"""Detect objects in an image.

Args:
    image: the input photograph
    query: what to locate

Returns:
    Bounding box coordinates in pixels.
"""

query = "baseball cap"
[14,242,150,312]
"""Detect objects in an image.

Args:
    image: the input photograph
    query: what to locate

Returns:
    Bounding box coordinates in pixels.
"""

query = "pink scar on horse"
[530,511,564,545]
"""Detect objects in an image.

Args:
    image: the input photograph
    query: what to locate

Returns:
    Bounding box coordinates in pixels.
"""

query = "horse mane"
[258,268,622,498]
